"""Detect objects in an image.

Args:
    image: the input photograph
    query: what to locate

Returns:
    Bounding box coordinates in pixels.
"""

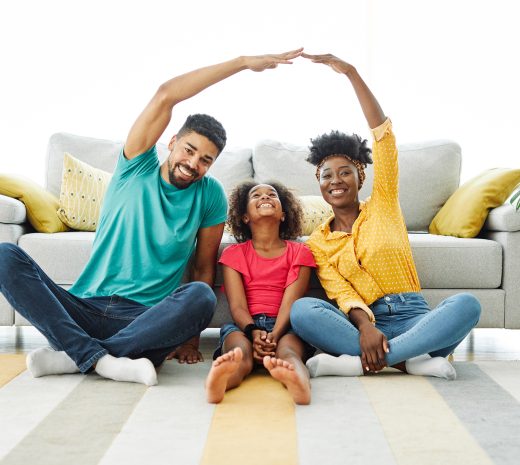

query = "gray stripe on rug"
[430,362,520,465]
[1,375,146,465]
[296,377,397,465]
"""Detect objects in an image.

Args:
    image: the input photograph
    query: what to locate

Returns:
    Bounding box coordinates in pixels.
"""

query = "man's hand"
[166,336,203,364]
[358,324,389,373]
[245,48,303,72]
[301,52,355,76]
[252,329,276,363]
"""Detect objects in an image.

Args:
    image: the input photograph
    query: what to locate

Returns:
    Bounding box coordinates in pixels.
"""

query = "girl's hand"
[358,325,388,373]
[301,52,355,76]
[252,330,276,362]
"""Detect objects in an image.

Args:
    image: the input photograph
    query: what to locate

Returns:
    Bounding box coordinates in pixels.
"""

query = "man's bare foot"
[263,356,311,405]
[205,347,243,403]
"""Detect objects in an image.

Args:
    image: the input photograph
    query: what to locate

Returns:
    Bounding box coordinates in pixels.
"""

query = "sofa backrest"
[46,133,461,232]
[253,139,461,232]
[45,132,253,198]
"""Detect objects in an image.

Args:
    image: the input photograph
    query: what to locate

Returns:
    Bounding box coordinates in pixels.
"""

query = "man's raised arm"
[124,48,303,159]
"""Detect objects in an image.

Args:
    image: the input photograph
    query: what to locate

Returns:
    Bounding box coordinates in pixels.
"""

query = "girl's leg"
[263,333,311,405]
[205,331,254,403]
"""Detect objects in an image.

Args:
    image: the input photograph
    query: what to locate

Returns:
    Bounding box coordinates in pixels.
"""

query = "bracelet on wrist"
[243,323,261,341]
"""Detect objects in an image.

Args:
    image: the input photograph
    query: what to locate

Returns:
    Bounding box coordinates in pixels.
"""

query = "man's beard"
[167,158,196,189]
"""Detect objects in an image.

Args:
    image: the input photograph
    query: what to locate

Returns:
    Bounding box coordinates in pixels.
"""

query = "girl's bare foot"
[205,347,243,403]
[263,356,311,405]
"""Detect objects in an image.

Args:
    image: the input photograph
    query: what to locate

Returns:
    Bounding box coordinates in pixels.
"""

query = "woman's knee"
[455,292,481,325]
[290,297,332,332]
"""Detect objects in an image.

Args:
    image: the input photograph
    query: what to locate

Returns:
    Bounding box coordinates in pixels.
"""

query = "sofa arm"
[0,194,27,224]
[483,203,520,232]
[480,229,520,328]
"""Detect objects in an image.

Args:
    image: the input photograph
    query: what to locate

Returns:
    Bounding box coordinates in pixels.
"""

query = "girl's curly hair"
[226,180,304,243]
[307,130,373,166]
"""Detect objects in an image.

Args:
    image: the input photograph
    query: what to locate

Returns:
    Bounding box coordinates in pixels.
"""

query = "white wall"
[0,0,518,184]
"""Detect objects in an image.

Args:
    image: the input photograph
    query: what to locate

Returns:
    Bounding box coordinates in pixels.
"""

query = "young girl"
[205,181,316,405]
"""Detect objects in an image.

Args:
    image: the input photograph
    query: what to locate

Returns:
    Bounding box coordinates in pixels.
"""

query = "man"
[0,48,302,385]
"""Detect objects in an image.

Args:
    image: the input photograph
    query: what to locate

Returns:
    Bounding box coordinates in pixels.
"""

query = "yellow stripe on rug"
[0,354,26,388]
[200,372,298,465]
[360,373,493,465]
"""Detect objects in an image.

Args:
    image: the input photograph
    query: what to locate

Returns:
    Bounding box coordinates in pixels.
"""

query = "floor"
[1,326,519,361]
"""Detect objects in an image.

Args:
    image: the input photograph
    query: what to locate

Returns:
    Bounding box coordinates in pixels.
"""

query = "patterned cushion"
[57,153,112,231]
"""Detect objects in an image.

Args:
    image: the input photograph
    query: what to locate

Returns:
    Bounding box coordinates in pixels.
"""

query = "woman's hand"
[301,52,355,76]
[358,324,389,373]
[244,48,303,72]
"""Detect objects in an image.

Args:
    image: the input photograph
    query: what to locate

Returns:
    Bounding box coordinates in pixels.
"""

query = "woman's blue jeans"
[290,291,481,366]
[0,243,216,372]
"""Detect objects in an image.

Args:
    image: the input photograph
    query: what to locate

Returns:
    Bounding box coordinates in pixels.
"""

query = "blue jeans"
[0,243,216,372]
[290,292,481,366]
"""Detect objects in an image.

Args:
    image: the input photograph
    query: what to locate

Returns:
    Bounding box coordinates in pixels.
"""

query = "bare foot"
[263,356,311,405]
[205,347,243,403]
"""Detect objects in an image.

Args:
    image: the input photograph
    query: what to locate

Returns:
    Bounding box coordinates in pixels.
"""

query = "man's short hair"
[177,114,227,154]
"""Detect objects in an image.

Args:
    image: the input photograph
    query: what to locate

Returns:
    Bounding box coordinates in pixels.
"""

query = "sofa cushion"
[299,195,333,236]
[19,232,95,285]
[57,153,112,231]
[0,175,69,233]
[359,140,461,232]
[253,139,461,232]
[209,147,253,193]
[409,233,502,288]
[253,140,321,196]
[429,168,520,238]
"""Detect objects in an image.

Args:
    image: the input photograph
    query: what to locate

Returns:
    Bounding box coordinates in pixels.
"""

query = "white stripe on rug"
[296,376,397,465]
[0,370,84,461]
[1,375,146,465]
[361,371,493,465]
[98,360,214,465]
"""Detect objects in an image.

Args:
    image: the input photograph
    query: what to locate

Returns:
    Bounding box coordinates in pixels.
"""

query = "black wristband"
[243,323,261,341]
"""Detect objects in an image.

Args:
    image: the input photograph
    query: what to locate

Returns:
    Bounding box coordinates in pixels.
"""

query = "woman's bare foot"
[205,347,243,403]
[263,356,311,405]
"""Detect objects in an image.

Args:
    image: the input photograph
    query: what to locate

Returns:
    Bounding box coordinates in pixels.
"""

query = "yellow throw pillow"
[57,153,112,231]
[429,168,520,238]
[299,195,333,236]
[0,175,69,233]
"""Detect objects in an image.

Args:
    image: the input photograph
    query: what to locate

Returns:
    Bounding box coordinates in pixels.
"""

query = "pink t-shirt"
[218,240,316,317]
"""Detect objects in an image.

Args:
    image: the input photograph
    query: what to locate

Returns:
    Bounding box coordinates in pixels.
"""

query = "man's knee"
[0,243,25,281]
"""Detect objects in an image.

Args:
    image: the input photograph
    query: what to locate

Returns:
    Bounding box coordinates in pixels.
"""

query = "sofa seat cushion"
[410,233,502,288]
[18,232,95,285]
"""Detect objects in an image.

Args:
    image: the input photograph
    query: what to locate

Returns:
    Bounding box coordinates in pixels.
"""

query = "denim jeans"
[290,291,481,366]
[0,243,216,372]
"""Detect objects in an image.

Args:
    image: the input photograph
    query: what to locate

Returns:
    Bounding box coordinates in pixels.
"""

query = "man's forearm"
[156,57,248,107]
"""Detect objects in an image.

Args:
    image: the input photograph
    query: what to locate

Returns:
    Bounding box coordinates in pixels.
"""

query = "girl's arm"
[222,265,254,330]
[223,265,275,360]
[269,266,312,343]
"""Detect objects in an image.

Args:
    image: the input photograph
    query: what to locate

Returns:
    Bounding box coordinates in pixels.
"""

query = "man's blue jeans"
[290,292,481,366]
[0,243,216,372]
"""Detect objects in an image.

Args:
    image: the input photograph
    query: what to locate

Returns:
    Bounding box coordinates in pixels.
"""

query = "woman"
[290,53,481,379]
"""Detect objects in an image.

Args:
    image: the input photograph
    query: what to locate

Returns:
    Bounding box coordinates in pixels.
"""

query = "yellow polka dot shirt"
[306,119,421,323]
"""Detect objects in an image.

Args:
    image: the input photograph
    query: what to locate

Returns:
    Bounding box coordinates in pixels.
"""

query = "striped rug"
[1,355,519,465]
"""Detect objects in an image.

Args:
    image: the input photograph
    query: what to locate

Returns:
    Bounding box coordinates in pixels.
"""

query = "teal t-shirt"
[69,146,227,306]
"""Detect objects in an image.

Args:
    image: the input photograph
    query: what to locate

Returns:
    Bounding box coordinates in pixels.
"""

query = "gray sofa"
[1,132,519,328]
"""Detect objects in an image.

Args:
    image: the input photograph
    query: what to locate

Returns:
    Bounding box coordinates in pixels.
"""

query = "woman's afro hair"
[307,130,373,166]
